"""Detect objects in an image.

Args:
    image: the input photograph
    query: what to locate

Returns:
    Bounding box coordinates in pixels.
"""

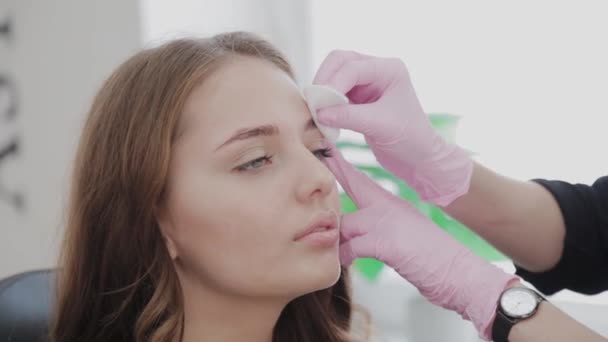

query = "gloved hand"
[314,51,473,206]
[325,146,518,340]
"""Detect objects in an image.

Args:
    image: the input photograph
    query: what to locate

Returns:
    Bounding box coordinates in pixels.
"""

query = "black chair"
[0,269,55,342]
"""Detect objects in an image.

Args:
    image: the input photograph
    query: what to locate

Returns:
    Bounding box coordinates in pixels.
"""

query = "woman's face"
[159,56,342,299]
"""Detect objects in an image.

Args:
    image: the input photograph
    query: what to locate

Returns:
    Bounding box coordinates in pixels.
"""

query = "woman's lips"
[295,212,339,248]
[296,228,339,247]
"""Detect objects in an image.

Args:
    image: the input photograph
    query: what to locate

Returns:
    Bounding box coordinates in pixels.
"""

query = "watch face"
[500,288,538,317]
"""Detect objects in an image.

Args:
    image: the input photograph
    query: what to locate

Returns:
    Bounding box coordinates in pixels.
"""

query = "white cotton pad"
[302,85,349,143]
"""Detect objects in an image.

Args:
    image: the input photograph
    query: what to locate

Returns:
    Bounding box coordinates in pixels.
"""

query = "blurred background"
[1,1,607,340]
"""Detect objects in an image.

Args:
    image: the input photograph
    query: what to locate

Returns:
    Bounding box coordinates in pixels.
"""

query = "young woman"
[51,32,368,342]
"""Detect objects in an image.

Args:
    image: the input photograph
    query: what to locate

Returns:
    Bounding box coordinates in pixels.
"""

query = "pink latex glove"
[314,51,473,206]
[325,146,517,340]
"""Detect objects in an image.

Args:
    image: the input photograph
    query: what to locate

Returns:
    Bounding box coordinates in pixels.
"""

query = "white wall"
[0,0,142,278]
[140,0,313,83]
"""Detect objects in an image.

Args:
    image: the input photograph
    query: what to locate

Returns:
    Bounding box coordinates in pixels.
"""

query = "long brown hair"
[51,32,361,342]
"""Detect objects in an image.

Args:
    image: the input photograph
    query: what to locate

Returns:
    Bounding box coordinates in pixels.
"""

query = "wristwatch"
[491,286,545,342]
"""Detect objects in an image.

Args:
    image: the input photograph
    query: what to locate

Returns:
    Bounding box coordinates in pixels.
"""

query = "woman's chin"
[298,255,342,294]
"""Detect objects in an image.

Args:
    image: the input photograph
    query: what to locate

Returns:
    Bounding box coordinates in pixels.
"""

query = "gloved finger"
[321,57,401,97]
[316,102,376,136]
[339,206,384,241]
[325,145,393,208]
[339,236,377,267]
[345,84,384,104]
[313,50,368,85]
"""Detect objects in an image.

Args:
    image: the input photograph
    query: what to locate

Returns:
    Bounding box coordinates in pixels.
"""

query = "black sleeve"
[514,176,608,295]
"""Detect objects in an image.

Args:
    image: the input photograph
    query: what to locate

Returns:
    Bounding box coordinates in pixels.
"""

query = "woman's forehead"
[178,57,310,145]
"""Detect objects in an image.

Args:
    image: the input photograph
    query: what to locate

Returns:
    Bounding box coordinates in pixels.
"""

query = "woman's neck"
[178,272,289,342]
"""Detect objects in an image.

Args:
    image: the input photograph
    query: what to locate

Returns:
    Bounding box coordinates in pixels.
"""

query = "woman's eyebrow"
[215,118,317,151]
[215,124,278,151]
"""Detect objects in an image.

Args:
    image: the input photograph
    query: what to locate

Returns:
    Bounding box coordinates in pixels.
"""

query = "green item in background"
[338,113,506,281]
[354,258,385,280]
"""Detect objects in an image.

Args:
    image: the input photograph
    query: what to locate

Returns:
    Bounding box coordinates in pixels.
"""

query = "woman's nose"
[294,150,336,203]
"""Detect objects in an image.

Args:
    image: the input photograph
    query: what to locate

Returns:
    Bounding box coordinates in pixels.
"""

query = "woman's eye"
[236,155,273,172]
[235,148,331,172]
[313,148,333,160]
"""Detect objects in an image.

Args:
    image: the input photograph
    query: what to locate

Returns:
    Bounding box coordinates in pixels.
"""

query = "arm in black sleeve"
[515,176,608,295]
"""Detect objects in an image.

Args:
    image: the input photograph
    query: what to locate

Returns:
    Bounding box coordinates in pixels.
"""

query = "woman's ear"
[156,205,179,260]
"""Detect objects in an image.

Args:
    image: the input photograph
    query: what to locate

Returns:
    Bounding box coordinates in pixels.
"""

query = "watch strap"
[491,309,516,342]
